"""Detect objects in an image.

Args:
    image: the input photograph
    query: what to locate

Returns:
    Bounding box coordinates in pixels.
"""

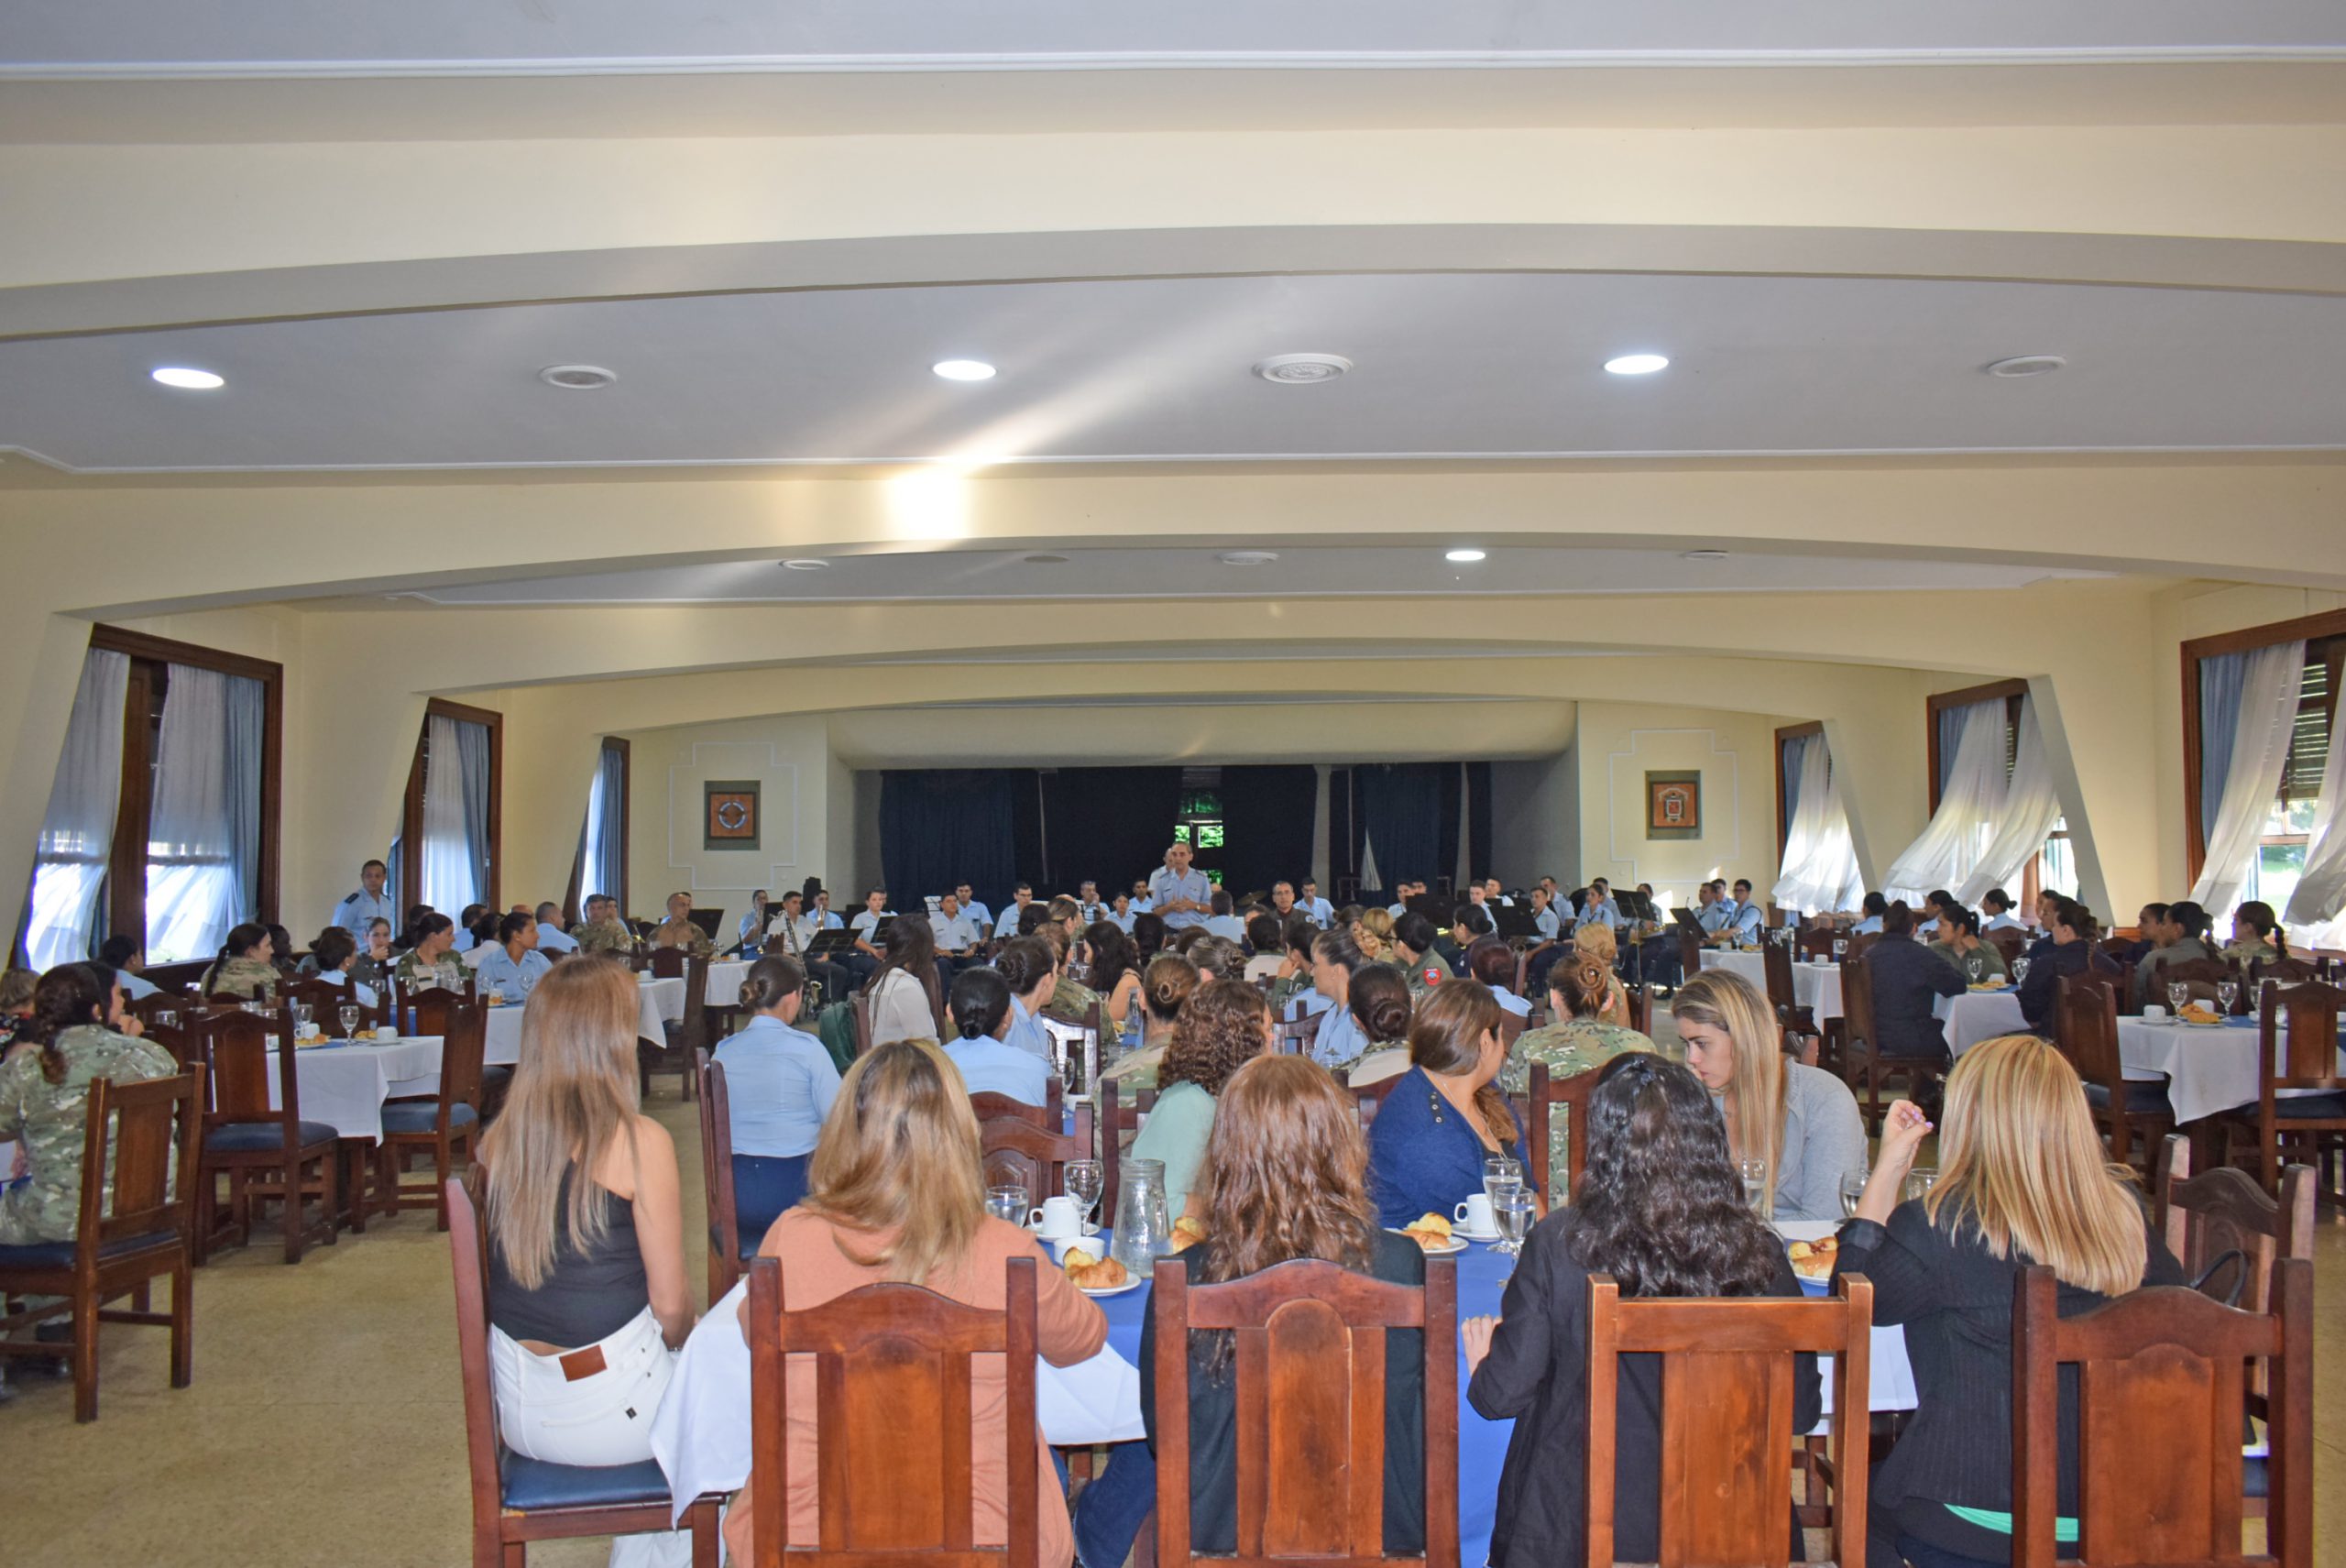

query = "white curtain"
[1957,696,2066,906]
[1772,732,1864,916]
[24,649,130,969]
[144,665,266,963]
[581,741,627,906]
[2284,695,2346,927]
[2191,640,2305,916]
[420,714,486,911]
[1882,699,2008,905]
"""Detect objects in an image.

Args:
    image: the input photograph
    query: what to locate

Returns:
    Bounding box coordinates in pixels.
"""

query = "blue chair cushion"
[499,1453,676,1513]
[0,1230,180,1270]
[2272,1091,2346,1120]
[207,1119,341,1153]
[381,1101,481,1136]
[2243,1455,2268,1500]
[2083,1079,2173,1116]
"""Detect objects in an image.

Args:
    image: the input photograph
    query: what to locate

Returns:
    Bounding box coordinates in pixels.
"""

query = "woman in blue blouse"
[1366,980,1529,1228]
[712,955,841,1243]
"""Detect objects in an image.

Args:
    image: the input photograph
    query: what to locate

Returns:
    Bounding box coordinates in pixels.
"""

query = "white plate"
[1452,1227,1503,1244]
[2137,1016,2176,1026]
[1386,1227,1467,1255]
[2180,1019,2228,1029]
[1079,1277,1145,1297]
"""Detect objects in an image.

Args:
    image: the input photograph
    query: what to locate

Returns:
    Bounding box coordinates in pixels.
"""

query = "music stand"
[687,907,725,941]
[1615,892,1659,925]
[805,929,857,960]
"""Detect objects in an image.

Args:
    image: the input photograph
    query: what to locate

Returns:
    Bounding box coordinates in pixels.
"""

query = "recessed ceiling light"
[1683,550,1730,562]
[1445,548,1487,564]
[1253,354,1354,385]
[1985,355,2066,378]
[150,367,225,390]
[780,558,829,571]
[1023,553,1069,565]
[1219,551,1280,566]
[1603,354,1670,376]
[539,364,618,390]
[933,359,997,381]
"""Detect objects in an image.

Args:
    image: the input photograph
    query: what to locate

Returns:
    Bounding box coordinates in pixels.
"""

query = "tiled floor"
[5,1101,2341,1567]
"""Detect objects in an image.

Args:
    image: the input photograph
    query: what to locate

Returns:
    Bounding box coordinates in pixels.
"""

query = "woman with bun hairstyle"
[993,935,1059,1064]
[712,954,841,1236]
[1099,952,1200,1096]
[2016,898,2121,1033]
[1365,980,1529,1228]
[0,964,176,1245]
[1339,963,1418,1086]
[1129,977,1274,1217]
[943,964,1050,1107]
[1501,951,1658,1197]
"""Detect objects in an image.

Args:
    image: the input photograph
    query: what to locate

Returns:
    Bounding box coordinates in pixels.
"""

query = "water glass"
[984,1184,1029,1225]
[1064,1159,1104,1231]
[2217,980,2240,1015]
[1493,1191,1537,1257]
[1832,938,1847,961]
[1903,1166,1940,1204]
[2168,981,2192,1015]
[1839,1168,1869,1220]
[1738,1157,1770,1212]
[2012,957,2031,986]
[1483,1155,1523,1205]
[291,1003,313,1038]
[338,1004,362,1039]
[155,1009,180,1030]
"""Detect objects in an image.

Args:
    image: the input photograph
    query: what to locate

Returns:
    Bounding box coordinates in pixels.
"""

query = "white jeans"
[491,1305,695,1568]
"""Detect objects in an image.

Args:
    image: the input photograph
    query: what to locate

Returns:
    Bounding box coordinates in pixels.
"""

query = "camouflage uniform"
[654,917,716,959]
[392,948,466,990]
[1398,948,1452,1003]
[1499,1018,1656,1201]
[1044,976,1102,1027]
[572,917,635,957]
[0,1025,179,1245]
[199,956,279,1002]
[1266,971,1312,1018]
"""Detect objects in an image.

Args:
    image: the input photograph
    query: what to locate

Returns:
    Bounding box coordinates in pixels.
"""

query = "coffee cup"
[2143,1005,2167,1022]
[1031,1194,1083,1240]
[1455,1193,1496,1235]
[375,1025,399,1042]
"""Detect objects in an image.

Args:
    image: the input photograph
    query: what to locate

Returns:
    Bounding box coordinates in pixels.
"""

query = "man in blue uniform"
[332,859,396,941]
[1147,842,1215,932]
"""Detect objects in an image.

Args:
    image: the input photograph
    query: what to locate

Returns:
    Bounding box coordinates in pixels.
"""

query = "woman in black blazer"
[1836,1035,2184,1568]
[1463,1053,1817,1566]
[2015,897,2122,1031]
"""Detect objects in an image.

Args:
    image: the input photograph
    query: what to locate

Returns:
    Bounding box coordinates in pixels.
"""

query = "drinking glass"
[984,1185,1029,1225]
[1064,1159,1104,1233]
[2217,980,2240,1015]
[1493,1191,1537,1258]
[1738,1157,1770,1212]
[291,1003,313,1039]
[2168,981,2191,1016]
[339,1004,362,1039]
[1832,938,1847,961]
[1839,1169,1869,1220]
[155,1009,180,1030]
[1483,1157,1523,1232]
[2012,957,2031,986]
[1903,1166,1940,1204]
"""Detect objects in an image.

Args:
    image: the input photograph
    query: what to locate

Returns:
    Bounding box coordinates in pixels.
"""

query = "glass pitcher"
[1109,1157,1172,1276]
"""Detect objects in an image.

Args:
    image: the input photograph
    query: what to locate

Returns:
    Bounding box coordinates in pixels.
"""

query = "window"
[2026,817,2079,905]
[568,738,630,922]
[1925,680,2068,901]
[2182,613,2344,904]
[399,699,503,916]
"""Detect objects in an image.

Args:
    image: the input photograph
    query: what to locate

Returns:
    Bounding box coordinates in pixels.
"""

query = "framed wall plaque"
[1645,771,1702,840]
[703,780,762,851]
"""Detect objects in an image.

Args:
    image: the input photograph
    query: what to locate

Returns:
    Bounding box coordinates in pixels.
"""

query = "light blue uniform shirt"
[1581,896,1622,928]
[1730,903,1765,939]
[1202,915,1247,942]
[311,968,381,1009]
[946,1035,1051,1107]
[1495,989,1533,1020]
[1004,995,1054,1062]
[961,900,994,932]
[1309,1003,1368,1071]
[474,946,553,1002]
[850,909,893,942]
[733,909,772,948]
[809,908,844,931]
[1302,896,1335,926]
[1284,987,1336,1021]
[1108,910,1138,934]
[715,1014,841,1157]
[931,910,982,952]
[332,887,397,942]
[1699,901,1735,934]
[1149,867,1216,931]
[993,904,1031,939]
[1853,916,1884,935]
[116,969,161,1001]
[536,924,579,955]
[1982,913,2027,932]
[1387,902,1409,918]
[1533,906,1562,941]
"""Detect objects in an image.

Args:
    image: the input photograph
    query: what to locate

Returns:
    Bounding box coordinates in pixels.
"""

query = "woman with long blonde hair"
[1354,905,1397,960]
[479,958,695,1566]
[1837,1035,2184,1568]
[1669,970,1864,1222]
[726,1040,1106,1567]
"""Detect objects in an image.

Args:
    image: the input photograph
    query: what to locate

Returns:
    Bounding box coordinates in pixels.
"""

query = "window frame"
[399,696,504,915]
[1924,678,2027,815]
[2180,608,2346,887]
[1774,720,1824,858]
[565,737,630,924]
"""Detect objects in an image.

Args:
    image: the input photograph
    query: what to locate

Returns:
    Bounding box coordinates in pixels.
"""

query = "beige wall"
[1574,702,1792,910]
[619,714,837,927]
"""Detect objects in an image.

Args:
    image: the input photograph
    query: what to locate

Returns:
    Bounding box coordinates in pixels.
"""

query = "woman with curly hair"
[1128,977,1273,1217]
[1464,1052,1817,1567]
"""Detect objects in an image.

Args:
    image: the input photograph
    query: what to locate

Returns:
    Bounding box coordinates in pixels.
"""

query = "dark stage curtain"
[1215,765,1319,899]
[880,770,1020,916]
[1467,762,1494,884]
[1436,763,1464,892]
[1358,763,1445,888]
[1038,767,1183,898]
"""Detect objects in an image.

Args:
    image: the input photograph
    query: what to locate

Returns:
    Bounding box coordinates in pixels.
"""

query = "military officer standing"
[1147,842,1215,932]
[332,858,397,942]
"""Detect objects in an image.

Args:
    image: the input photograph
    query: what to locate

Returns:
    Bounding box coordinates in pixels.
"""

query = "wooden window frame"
[1774,721,1823,859]
[564,737,630,924]
[88,624,284,948]
[2180,608,2346,886]
[1924,678,2027,815]
[400,697,504,914]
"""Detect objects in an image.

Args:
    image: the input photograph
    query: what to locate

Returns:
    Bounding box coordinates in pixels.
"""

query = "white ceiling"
[6,271,2341,474]
[401,546,2100,609]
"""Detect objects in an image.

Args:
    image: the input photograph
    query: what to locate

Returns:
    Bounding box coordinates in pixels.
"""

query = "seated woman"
[2221,899,2286,969]
[1365,980,1528,1228]
[1464,1052,1819,1567]
[1265,916,1321,1017]
[1129,911,1168,963]
[0,965,178,1245]
[1128,978,1273,1217]
[1864,901,1968,1064]
[1100,953,1199,1094]
[0,967,38,1051]
[727,1041,1107,1567]
[346,917,396,994]
[1337,963,1417,1085]
[1242,913,1286,981]
[1135,1054,1428,1559]
[1930,907,2009,986]
[477,960,697,1566]
[1297,927,1375,1073]
[944,966,1051,1108]
[1836,1036,2186,1567]
[2017,898,2122,1031]
[1353,906,1397,963]
[714,955,841,1239]
[865,915,942,1049]
[305,927,381,1010]
[198,922,280,1001]
[1501,953,1658,1197]
[994,936,1059,1063]
[1390,911,1451,998]
[1670,970,1865,1223]
[392,912,466,992]
[1533,921,1632,1024]
[474,911,554,1004]
[1080,919,1146,1052]
[1466,937,1529,1019]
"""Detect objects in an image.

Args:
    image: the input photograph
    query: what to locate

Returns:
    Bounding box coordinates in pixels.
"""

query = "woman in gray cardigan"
[1668,970,1869,1222]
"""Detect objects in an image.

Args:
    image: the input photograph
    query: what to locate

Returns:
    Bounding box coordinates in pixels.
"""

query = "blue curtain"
[1214,765,1318,899]
[1781,733,1808,831]
[2198,650,2248,845]
[1935,704,1965,800]
[456,719,493,905]
[1037,767,1182,897]
[1359,763,1445,888]
[881,770,1021,916]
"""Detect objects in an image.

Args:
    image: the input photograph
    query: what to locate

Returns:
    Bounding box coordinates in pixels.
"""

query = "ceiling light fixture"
[539,364,618,390]
[150,367,225,390]
[1682,550,1729,562]
[1603,353,1670,376]
[1219,551,1280,566]
[932,359,997,381]
[780,559,830,571]
[1445,548,1487,564]
[1985,355,2066,378]
[1252,353,1353,385]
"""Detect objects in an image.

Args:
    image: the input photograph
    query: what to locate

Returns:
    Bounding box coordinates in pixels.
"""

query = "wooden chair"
[1343,1066,1411,1129]
[633,952,707,1102]
[2059,975,2171,1173]
[1586,1272,1874,1568]
[376,996,486,1230]
[1271,1008,1324,1057]
[970,1076,1064,1132]
[0,1069,202,1422]
[2011,1260,2312,1568]
[1762,939,1816,1040]
[648,946,688,980]
[977,1115,1076,1201]
[1796,927,1839,963]
[1515,941,1556,998]
[1526,1060,1605,1206]
[696,1048,747,1301]
[1674,926,1703,991]
[850,987,873,1058]
[192,1006,341,1264]
[1987,928,2029,972]
[2250,956,2318,987]
[394,976,476,1036]
[283,974,385,1036]
[1097,1075,1156,1215]
[2219,981,2346,1201]
[743,1254,1037,1568]
[2152,955,2241,1010]
[1151,1255,1458,1568]
[1838,953,1940,1137]
[445,1181,720,1567]
[1622,983,1650,1038]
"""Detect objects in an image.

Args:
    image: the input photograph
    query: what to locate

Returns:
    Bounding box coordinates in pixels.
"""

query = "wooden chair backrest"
[430,999,488,1125]
[1096,1076,1155,1206]
[1839,954,1877,1049]
[746,1255,1038,1568]
[396,979,474,1036]
[2250,956,2317,986]
[1623,984,1650,1037]
[1495,1009,1527,1057]
[1796,927,1837,962]
[1271,1008,1324,1057]
[970,1081,1060,1131]
[977,1115,1075,1201]
[1527,1060,1604,1206]
[2259,980,2345,1093]
[197,1006,301,1134]
[680,952,709,1038]
[2155,956,2238,1003]
[2012,1263,2311,1568]
[1344,1068,1410,1129]
[928,967,951,1040]
[1987,928,2029,970]
[78,1069,203,1252]
[282,975,351,1021]
[1674,926,1702,985]
[1761,940,1800,1020]
[649,946,687,980]
[1152,1255,1458,1568]
[446,1179,520,1552]
[696,1048,741,1297]
[1586,1272,1874,1568]
[851,988,873,1058]
[2154,1134,2313,1411]
[2056,978,2128,1141]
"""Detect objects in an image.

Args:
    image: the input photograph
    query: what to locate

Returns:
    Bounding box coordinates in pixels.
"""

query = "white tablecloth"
[265,1036,444,1142]
[2118,1017,2340,1125]
[1776,1220,1918,1418]
[481,978,674,1062]
[651,1278,1144,1529]
[1942,990,2028,1058]
[704,960,751,1008]
[1696,949,1843,1022]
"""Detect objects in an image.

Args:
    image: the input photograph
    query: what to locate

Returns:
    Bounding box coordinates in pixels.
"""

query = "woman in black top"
[1864,902,1968,1061]
[1836,1036,2184,1568]
[1464,1053,1817,1566]
[2015,898,2121,1032]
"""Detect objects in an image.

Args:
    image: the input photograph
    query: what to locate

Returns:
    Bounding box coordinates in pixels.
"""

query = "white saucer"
[1079,1277,1145,1298]
[1453,1227,1504,1245]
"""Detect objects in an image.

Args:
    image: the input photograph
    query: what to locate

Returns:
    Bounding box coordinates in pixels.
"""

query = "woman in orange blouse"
[724,1040,1107,1565]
